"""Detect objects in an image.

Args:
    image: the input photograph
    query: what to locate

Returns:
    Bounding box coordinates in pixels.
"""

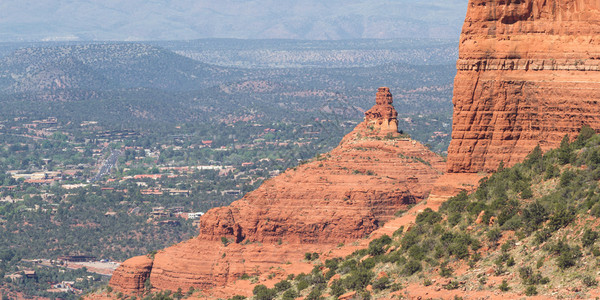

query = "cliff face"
[109,88,445,293]
[108,256,153,294]
[447,0,600,173]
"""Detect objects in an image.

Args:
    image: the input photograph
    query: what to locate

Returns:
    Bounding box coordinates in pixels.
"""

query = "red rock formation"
[109,88,445,293]
[363,87,399,137]
[447,0,600,173]
[108,255,153,294]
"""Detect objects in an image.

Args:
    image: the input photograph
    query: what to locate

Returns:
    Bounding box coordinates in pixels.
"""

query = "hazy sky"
[0,0,468,42]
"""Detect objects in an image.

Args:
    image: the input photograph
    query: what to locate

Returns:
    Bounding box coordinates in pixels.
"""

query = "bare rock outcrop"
[109,88,445,293]
[363,87,400,137]
[108,255,153,294]
[447,0,600,173]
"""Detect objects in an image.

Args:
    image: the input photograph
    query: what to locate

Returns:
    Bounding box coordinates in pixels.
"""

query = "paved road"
[90,149,122,182]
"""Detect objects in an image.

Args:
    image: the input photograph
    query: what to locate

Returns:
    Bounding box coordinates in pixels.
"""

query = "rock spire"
[363,87,400,137]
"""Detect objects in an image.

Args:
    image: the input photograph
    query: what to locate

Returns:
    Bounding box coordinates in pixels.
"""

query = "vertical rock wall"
[448,0,600,173]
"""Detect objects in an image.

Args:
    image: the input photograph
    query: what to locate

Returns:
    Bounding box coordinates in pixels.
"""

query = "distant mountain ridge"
[0,0,468,42]
[0,43,239,93]
[0,41,455,152]
[158,38,459,68]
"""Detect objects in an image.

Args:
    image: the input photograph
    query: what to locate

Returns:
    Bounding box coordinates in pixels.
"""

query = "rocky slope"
[224,131,600,300]
[108,87,446,294]
[447,0,600,173]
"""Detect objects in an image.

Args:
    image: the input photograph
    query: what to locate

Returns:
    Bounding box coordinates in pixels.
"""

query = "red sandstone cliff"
[447,0,600,173]
[109,87,445,294]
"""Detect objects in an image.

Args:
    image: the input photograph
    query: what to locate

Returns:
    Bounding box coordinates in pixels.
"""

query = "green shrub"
[274,280,291,292]
[403,259,422,275]
[330,279,346,297]
[576,125,596,145]
[339,259,358,274]
[583,276,598,287]
[440,232,455,245]
[499,280,510,291]
[221,237,230,247]
[520,186,533,199]
[519,266,546,285]
[470,239,482,251]
[392,226,404,237]
[324,269,336,280]
[487,228,502,243]
[557,250,581,269]
[444,281,460,290]
[524,285,538,296]
[582,229,598,247]
[309,272,326,285]
[523,202,548,232]
[557,135,573,165]
[534,228,552,244]
[401,231,420,250]
[439,262,453,277]
[368,235,391,256]
[448,241,470,259]
[536,257,544,268]
[497,206,519,227]
[305,288,323,300]
[296,280,309,291]
[343,268,374,291]
[372,276,389,291]
[389,283,403,292]
[360,257,377,270]
[501,240,512,252]
[408,244,426,261]
[523,145,543,167]
[253,285,276,300]
[282,289,298,300]
[550,241,582,269]
[382,249,402,264]
[325,258,340,271]
[357,291,371,300]
[559,170,576,187]
[448,213,462,226]
[416,208,442,225]
[501,215,522,231]
[441,191,470,214]
[591,203,600,217]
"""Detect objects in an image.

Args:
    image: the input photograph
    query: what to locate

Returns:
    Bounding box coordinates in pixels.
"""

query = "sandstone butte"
[107,87,447,294]
[447,0,600,173]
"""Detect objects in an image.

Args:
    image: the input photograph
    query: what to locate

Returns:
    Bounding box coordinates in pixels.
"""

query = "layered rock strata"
[109,88,445,293]
[447,0,600,173]
[108,255,153,294]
